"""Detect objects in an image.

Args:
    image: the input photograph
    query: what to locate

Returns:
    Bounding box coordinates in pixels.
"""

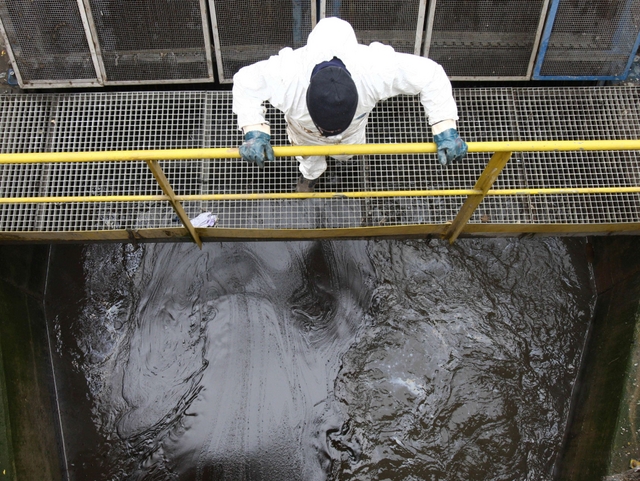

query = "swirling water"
[45,238,594,480]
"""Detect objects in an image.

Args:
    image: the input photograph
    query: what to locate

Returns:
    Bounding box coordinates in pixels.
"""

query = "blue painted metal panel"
[534,0,640,80]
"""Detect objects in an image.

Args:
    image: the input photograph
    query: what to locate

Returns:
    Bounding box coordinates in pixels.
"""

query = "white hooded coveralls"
[232,17,459,180]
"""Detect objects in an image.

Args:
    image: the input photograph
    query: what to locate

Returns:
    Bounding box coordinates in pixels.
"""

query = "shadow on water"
[44,238,594,480]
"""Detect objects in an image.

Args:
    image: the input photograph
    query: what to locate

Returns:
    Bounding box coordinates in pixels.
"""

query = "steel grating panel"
[85,0,213,84]
[424,0,548,80]
[0,86,639,233]
[512,87,640,223]
[0,95,56,229]
[535,0,640,79]
[322,0,426,55]
[451,87,530,224]
[45,92,211,230]
[210,0,315,83]
[0,0,99,87]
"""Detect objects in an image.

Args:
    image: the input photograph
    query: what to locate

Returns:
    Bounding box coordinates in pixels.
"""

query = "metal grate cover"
[210,0,315,83]
[0,86,639,232]
[85,0,213,84]
[535,0,640,79]
[424,0,549,80]
[0,0,99,87]
[322,0,426,55]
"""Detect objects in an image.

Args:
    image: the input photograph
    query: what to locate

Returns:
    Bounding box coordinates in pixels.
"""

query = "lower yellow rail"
[3,186,640,204]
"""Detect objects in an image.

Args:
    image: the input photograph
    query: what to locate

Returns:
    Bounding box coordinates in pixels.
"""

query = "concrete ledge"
[558,237,640,479]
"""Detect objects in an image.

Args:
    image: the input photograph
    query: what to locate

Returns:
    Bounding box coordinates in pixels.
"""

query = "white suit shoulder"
[232,46,308,128]
[232,17,457,129]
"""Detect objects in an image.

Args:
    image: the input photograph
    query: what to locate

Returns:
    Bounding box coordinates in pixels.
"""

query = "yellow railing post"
[144,160,202,248]
[443,151,513,244]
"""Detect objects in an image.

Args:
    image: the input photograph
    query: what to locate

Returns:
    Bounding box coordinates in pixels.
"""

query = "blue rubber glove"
[239,130,275,167]
[434,128,468,166]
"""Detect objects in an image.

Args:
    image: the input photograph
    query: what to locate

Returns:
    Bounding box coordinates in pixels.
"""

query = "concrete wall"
[0,245,62,481]
[558,236,640,480]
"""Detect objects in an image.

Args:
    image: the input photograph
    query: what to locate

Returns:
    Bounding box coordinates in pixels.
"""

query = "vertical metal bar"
[208,0,229,83]
[414,0,428,56]
[145,160,203,248]
[444,151,512,243]
[0,15,24,88]
[77,0,105,84]
[532,0,560,79]
[421,0,437,58]
[526,0,552,79]
[198,0,215,81]
[623,30,640,79]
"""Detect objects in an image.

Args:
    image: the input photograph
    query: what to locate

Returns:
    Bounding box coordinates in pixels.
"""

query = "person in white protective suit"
[232,17,468,193]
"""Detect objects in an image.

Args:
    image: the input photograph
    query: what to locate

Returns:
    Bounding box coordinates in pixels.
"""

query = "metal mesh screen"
[424,0,547,79]
[322,0,426,54]
[86,0,212,83]
[211,0,315,82]
[0,0,98,85]
[536,0,640,78]
[0,87,639,233]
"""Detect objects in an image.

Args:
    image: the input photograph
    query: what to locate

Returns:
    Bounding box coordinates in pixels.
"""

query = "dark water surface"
[45,238,594,480]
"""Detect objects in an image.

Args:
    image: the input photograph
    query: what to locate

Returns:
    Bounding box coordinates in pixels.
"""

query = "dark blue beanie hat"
[306,57,358,136]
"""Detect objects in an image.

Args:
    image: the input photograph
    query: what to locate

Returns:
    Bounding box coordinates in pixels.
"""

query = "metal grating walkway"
[0,86,639,241]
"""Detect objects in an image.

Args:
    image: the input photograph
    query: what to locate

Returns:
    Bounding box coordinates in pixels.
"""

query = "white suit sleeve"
[232,50,294,130]
[364,45,458,126]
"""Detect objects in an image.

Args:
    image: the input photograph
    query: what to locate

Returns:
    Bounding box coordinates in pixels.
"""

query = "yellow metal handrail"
[1,140,639,245]
[1,140,640,164]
